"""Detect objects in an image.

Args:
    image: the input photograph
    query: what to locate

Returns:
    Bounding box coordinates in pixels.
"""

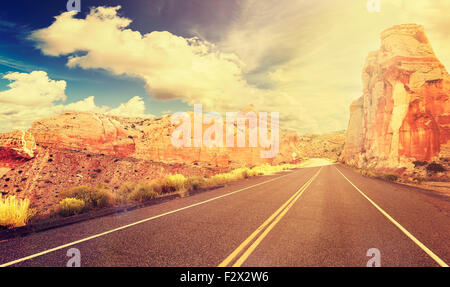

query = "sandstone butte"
[342,24,450,171]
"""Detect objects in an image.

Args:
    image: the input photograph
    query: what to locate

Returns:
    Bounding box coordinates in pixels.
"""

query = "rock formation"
[29,111,300,168]
[342,24,450,170]
[0,111,302,215]
[296,131,346,161]
[0,130,36,168]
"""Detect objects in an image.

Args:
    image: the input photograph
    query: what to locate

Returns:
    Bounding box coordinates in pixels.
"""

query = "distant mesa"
[26,111,299,168]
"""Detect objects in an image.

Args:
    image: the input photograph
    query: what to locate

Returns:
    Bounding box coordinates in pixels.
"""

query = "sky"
[0,0,449,134]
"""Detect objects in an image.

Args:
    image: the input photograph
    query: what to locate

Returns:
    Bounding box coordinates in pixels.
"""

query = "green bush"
[62,185,115,209]
[58,198,85,217]
[129,184,158,202]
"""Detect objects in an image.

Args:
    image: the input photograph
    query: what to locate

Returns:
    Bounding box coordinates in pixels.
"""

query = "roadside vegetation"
[0,196,34,228]
[347,159,449,193]
[426,162,446,173]
[56,162,304,217]
[357,169,399,182]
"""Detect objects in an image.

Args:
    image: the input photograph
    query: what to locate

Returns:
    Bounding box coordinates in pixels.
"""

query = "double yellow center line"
[218,167,322,267]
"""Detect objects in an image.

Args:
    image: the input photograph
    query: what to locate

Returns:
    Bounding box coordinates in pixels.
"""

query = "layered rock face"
[30,113,135,157]
[296,130,346,161]
[0,111,301,215]
[0,131,36,168]
[29,111,299,168]
[343,24,450,169]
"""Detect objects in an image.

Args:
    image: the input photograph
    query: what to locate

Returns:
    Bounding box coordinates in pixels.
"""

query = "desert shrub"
[58,198,85,217]
[62,185,115,209]
[413,177,426,183]
[116,182,137,204]
[248,166,266,176]
[361,170,398,182]
[249,163,292,176]
[160,174,187,193]
[208,173,233,185]
[413,160,428,168]
[426,162,446,173]
[185,176,206,191]
[129,184,158,202]
[381,173,399,182]
[198,163,305,188]
[0,196,32,228]
[229,168,252,179]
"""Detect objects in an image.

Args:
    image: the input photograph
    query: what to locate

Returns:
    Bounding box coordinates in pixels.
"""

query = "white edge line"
[335,166,448,267]
[0,168,309,267]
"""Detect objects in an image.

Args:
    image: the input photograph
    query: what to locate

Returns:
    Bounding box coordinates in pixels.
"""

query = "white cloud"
[214,0,450,133]
[59,96,108,114]
[107,96,149,118]
[0,71,66,106]
[28,3,450,134]
[29,6,295,126]
[0,71,152,132]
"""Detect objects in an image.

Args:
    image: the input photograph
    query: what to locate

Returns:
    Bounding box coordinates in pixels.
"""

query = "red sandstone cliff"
[342,24,450,170]
[28,111,299,168]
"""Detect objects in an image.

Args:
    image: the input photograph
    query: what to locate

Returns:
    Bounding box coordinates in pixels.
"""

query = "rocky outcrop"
[0,111,302,215]
[0,131,36,168]
[343,24,450,170]
[296,130,346,161]
[0,145,224,215]
[30,113,135,157]
[28,111,300,168]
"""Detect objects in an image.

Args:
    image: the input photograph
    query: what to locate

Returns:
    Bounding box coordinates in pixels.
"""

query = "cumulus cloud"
[107,96,147,117]
[29,2,450,134]
[214,0,450,133]
[0,71,66,106]
[0,71,152,132]
[29,6,301,127]
[30,6,250,104]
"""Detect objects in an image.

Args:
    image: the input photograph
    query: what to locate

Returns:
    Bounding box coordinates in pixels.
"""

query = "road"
[0,159,449,267]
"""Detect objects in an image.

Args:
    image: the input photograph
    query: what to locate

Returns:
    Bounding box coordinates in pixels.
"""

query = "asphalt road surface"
[0,159,449,267]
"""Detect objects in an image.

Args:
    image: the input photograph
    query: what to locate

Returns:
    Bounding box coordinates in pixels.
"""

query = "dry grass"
[357,169,399,182]
[61,184,116,210]
[58,162,304,218]
[114,162,304,205]
[0,195,33,228]
[128,183,158,202]
[58,198,85,217]
[199,162,303,187]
